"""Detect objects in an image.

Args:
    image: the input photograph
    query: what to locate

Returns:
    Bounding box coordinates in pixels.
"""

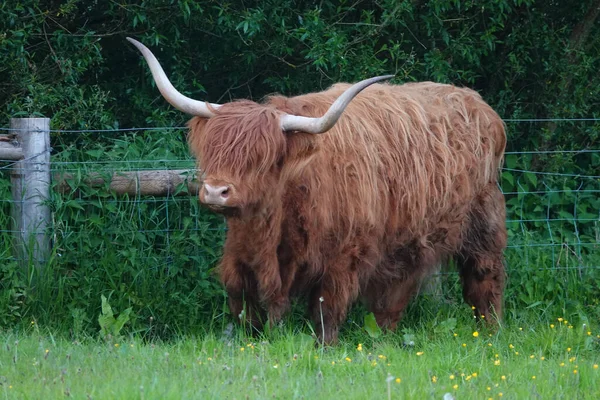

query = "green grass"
[2,311,599,399]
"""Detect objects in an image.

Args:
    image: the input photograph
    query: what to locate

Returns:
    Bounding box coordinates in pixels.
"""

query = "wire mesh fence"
[1,118,599,332]
[1,120,599,280]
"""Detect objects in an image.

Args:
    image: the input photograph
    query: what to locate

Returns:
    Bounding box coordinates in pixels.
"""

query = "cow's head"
[127,37,392,215]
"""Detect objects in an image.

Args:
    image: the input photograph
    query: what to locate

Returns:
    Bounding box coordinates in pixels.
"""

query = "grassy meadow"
[1,306,599,400]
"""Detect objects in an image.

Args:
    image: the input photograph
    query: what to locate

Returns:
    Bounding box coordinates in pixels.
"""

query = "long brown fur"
[187,80,507,345]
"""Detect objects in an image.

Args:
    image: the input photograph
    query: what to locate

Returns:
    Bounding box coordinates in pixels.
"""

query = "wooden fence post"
[10,118,51,271]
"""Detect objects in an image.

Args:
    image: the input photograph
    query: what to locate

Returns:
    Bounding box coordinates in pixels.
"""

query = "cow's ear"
[186,116,210,157]
[285,131,320,160]
[279,131,320,178]
[270,96,320,171]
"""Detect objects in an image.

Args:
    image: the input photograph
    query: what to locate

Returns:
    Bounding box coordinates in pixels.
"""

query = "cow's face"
[188,102,296,215]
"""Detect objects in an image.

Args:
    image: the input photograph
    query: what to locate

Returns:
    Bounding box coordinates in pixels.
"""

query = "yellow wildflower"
[473,331,479,338]
[395,378,401,383]
[449,374,455,380]
[416,351,424,356]
[494,360,501,366]
[453,384,458,389]
[431,376,437,383]
[345,357,352,362]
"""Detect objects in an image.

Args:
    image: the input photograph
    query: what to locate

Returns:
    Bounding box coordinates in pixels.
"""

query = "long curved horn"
[279,75,394,134]
[126,37,220,117]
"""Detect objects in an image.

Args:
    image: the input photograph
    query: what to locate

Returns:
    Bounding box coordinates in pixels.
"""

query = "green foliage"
[1,0,599,145]
[434,318,457,335]
[1,130,227,337]
[98,294,132,339]
[363,312,382,339]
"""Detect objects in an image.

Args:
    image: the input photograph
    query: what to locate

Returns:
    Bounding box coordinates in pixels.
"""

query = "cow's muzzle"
[201,183,231,206]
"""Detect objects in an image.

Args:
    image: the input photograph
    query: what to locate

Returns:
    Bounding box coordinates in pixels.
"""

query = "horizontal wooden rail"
[53,169,201,197]
[0,137,23,160]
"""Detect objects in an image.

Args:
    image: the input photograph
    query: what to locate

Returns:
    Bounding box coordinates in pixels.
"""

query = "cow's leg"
[458,255,505,323]
[266,259,299,324]
[309,258,360,345]
[219,254,265,330]
[457,184,507,323]
[368,275,420,331]
[249,255,289,326]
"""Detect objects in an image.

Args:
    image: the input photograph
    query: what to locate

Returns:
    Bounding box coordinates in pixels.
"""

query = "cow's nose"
[203,183,230,205]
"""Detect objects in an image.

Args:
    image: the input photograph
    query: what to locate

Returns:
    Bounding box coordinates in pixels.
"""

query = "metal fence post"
[10,118,51,272]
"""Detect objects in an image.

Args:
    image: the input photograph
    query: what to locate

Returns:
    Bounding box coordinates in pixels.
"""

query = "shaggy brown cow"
[128,37,507,345]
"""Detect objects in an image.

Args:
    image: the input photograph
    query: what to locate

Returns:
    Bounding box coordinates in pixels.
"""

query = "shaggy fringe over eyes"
[187,101,286,179]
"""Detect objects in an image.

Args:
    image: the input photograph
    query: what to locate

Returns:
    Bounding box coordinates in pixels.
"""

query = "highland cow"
[128,37,507,345]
